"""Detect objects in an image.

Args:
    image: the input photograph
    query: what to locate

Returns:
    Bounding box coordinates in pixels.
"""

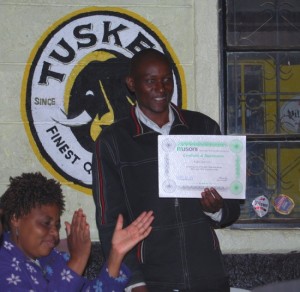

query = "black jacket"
[92,104,240,291]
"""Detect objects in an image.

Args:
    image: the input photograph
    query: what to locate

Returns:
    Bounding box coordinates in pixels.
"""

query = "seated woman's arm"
[64,209,154,291]
[107,211,154,277]
[65,209,91,275]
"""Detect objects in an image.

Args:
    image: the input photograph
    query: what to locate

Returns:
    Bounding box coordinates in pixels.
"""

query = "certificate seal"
[230,181,243,195]
[229,139,243,153]
[161,138,176,152]
[162,180,177,193]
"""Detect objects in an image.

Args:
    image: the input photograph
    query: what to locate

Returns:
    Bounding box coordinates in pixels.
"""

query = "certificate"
[158,135,246,199]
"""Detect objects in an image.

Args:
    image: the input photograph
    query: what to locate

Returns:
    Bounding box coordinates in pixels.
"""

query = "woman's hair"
[0,172,65,231]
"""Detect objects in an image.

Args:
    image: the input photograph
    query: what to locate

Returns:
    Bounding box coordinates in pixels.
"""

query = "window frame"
[218,0,300,228]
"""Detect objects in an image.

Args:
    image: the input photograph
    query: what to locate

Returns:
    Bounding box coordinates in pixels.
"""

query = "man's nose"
[157,80,166,92]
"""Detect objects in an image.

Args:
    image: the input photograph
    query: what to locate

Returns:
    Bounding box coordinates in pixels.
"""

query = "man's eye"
[145,79,155,84]
[163,77,172,83]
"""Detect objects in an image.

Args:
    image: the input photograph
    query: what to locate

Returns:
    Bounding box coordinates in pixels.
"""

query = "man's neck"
[135,105,174,135]
[142,110,169,128]
[153,113,169,128]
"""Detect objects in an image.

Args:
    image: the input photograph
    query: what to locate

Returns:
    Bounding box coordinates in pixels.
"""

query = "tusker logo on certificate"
[21,7,186,194]
[158,135,246,199]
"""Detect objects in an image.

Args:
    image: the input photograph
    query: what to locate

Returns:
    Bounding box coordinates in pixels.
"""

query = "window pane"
[237,141,300,223]
[226,0,300,48]
[227,52,300,135]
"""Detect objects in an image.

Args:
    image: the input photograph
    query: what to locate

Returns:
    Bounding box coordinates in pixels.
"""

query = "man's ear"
[126,76,135,93]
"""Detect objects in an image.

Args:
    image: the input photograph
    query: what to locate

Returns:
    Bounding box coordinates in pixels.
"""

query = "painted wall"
[1,0,299,253]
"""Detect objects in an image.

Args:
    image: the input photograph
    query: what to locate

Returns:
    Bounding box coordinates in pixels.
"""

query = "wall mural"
[21,7,186,194]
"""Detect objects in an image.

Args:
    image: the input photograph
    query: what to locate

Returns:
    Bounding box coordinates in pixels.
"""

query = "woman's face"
[11,204,61,259]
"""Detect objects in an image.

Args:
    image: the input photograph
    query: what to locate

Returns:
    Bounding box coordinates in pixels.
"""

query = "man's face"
[12,204,61,259]
[126,57,174,124]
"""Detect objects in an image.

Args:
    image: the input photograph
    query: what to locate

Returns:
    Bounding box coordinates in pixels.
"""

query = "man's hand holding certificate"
[158,135,246,199]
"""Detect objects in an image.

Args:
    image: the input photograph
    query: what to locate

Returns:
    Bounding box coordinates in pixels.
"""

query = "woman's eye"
[42,221,51,227]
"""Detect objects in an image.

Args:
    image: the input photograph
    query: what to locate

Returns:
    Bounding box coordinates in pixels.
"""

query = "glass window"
[226,0,300,48]
[227,52,300,135]
[221,0,300,227]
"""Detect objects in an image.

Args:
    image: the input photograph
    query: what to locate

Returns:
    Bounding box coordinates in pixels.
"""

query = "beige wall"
[1,0,300,253]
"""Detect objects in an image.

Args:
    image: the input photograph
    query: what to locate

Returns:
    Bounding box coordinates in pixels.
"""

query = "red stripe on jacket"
[95,138,106,224]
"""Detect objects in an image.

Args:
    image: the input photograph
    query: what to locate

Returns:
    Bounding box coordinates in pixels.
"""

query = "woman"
[0,172,154,291]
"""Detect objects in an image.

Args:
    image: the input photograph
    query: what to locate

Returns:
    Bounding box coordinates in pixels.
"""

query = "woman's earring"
[15,228,19,239]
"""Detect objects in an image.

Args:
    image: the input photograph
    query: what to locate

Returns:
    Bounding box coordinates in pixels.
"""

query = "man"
[92,49,240,291]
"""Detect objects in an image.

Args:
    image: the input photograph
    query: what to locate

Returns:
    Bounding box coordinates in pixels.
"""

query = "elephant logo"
[59,50,134,153]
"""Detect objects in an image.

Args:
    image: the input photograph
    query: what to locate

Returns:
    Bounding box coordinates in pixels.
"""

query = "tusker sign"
[21,7,186,194]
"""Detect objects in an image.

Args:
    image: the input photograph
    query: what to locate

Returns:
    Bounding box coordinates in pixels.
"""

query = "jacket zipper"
[174,198,190,288]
